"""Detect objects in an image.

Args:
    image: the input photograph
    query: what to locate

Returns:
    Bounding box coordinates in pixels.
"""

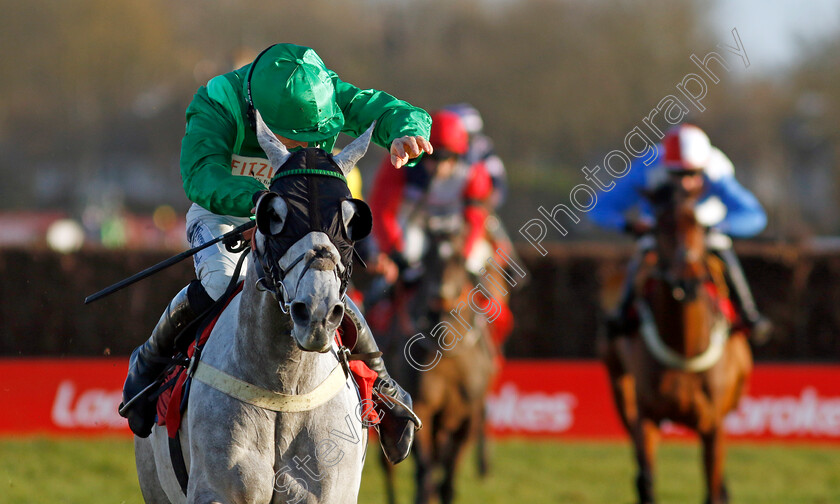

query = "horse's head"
[408,219,471,330]
[646,172,708,301]
[252,111,373,352]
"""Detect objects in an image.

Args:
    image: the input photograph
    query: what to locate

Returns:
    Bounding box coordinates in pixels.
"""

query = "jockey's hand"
[390,135,433,169]
[625,218,654,237]
[373,252,400,285]
[389,250,411,273]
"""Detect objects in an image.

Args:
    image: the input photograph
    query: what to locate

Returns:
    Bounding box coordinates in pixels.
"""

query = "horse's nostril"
[327,303,344,327]
[290,302,309,326]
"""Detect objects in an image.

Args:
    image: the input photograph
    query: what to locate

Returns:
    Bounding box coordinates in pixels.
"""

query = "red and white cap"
[662,124,712,171]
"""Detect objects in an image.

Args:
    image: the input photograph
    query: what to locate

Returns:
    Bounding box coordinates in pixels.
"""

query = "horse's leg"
[728,334,753,409]
[412,411,436,504]
[186,491,224,504]
[379,449,398,504]
[134,436,170,504]
[475,407,491,478]
[701,428,729,504]
[601,336,638,435]
[439,420,471,504]
[631,417,659,504]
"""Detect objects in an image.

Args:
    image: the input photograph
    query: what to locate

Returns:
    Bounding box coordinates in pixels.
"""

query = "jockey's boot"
[344,297,422,464]
[605,297,635,340]
[605,256,642,340]
[716,248,773,345]
[120,280,214,437]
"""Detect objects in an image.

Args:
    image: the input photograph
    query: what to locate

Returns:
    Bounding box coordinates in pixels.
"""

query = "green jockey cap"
[249,44,344,142]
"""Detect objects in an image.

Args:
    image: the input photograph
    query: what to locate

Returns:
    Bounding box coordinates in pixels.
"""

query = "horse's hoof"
[477,458,490,478]
[703,481,730,504]
[719,481,730,504]
[635,472,655,504]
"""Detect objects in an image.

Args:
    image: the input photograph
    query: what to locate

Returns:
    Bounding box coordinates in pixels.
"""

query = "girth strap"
[169,435,189,494]
[192,361,349,412]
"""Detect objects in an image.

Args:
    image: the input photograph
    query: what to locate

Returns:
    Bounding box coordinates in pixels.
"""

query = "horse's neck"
[226,267,334,394]
[648,281,715,358]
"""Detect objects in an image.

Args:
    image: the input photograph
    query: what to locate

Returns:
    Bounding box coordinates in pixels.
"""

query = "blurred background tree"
[0,0,837,240]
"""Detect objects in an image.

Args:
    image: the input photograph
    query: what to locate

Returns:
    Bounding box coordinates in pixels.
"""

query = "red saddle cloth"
[334,324,380,424]
[156,283,242,438]
[704,281,738,325]
[636,279,738,326]
[156,288,378,438]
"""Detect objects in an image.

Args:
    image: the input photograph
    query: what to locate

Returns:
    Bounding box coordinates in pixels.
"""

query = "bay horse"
[135,111,376,504]
[378,222,496,504]
[603,179,753,504]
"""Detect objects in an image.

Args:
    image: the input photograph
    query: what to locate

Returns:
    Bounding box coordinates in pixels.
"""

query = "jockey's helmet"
[663,124,712,172]
[429,110,469,159]
[443,103,484,136]
[248,44,344,143]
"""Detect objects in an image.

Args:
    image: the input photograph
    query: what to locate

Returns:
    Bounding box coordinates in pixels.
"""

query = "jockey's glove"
[389,250,410,273]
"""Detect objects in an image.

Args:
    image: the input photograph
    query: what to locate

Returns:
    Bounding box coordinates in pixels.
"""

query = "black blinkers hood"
[262,148,368,289]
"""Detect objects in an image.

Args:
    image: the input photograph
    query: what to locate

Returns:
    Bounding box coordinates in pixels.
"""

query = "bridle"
[644,181,713,302]
[252,234,346,314]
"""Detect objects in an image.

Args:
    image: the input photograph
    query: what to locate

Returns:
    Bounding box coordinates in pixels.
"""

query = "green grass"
[0,437,140,504]
[1,438,838,503]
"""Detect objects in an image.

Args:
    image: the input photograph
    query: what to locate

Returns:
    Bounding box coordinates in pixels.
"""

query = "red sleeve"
[463,161,493,202]
[462,162,492,257]
[369,156,406,255]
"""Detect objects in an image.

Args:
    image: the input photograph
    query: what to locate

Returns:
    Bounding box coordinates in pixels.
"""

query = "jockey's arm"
[331,72,432,169]
[484,153,508,208]
[706,175,767,238]
[587,155,651,233]
[180,88,267,217]
[462,162,493,257]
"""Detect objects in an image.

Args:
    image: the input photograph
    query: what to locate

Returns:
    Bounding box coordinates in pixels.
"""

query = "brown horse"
[601,182,753,504]
[377,226,497,504]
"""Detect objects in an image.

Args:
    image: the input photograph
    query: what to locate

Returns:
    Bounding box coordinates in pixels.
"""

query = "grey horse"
[135,111,376,503]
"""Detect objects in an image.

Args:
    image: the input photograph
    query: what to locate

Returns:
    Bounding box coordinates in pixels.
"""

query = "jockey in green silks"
[120,43,432,465]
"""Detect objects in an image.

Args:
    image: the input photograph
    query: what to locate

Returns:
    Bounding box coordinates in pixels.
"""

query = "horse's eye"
[255,192,289,236]
[341,199,372,240]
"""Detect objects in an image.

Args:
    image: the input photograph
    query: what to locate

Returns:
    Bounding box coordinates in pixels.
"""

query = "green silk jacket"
[180,64,431,217]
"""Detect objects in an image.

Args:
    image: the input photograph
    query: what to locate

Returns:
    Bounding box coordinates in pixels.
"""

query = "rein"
[253,244,304,314]
[646,263,713,302]
[252,237,345,314]
[188,229,353,410]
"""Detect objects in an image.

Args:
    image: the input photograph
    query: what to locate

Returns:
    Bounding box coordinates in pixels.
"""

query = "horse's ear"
[341,198,372,241]
[255,109,291,169]
[333,122,374,176]
[255,192,288,236]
